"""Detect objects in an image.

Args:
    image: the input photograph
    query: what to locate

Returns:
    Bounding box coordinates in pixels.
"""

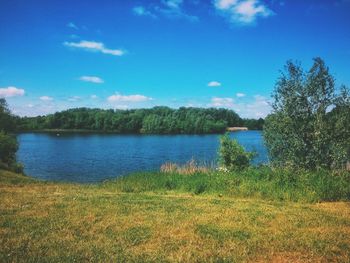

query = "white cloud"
[214,0,273,25]
[210,97,234,107]
[107,94,153,103]
[67,22,78,30]
[208,95,271,118]
[11,103,67,117]
[236,92,245,97]
[163,0,183,9]
[79,76,104,84]
[215,0,238,9]
[157,3,199,21]
[90,95,98,99]
[63,40,125,56]
[208,81,222,87]
[133,6,157,18]
[68,96,81,102]
[243,95,270,118]
[40,96,53,101]
[0,86,25,98]
[135,0,198,22]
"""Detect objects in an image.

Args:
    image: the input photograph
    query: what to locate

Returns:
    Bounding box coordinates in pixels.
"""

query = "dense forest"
[16,107,264,134]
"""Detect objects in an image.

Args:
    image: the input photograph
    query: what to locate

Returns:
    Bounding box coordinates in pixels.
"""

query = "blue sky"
[0,0,349,118]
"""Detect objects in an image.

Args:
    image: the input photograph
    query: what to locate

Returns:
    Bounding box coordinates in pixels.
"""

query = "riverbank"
[1,169,349,262]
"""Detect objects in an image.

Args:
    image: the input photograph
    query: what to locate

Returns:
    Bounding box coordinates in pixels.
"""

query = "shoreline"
[16,129,262,135]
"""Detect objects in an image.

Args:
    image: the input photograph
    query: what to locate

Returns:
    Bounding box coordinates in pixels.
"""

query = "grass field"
[1,169,350,262]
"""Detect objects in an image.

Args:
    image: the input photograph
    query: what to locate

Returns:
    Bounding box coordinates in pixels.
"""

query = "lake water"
[17,131,268,183]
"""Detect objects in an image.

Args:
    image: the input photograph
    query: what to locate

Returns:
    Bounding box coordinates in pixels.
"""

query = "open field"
[1,169,350,262]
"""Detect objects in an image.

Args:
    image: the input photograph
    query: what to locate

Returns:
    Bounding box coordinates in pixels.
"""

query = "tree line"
[16,107,264,134]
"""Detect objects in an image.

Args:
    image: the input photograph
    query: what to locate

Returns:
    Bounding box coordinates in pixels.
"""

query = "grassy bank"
[108,167,350,203]
[1,169,350,262]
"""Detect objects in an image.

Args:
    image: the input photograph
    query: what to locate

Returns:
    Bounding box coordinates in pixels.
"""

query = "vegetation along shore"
[16,107,264,134]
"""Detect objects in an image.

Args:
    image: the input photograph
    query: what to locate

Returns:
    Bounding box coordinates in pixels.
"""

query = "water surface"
[17,131,268,183]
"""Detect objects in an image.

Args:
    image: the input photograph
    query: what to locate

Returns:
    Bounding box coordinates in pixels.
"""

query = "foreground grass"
[1,169,350,262]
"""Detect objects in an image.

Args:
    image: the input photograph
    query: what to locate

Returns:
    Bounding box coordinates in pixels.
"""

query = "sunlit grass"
[0,169,349,262]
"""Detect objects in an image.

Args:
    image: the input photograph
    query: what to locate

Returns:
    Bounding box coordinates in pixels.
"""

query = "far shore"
[16,128,262,135]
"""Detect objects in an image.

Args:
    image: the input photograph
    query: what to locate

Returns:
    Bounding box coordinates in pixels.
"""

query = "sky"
[0,0,349,118]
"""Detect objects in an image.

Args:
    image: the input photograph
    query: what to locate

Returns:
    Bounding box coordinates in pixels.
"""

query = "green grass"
[106,167,350,203]
[0,169,350,262]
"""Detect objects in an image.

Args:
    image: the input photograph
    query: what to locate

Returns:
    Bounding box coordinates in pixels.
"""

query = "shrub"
[218,133,255,171]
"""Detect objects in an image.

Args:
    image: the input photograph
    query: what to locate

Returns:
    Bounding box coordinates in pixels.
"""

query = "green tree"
[264,58,350,169]
[0,98,16,132]
[0,131,18,167]
[218,133,255,170]
[0,99,22,172]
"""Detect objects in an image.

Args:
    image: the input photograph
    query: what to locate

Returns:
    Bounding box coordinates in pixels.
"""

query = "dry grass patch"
[0,170,349,262]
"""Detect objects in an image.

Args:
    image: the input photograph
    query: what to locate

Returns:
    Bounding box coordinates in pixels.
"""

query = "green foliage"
[194,181,207,195]
[218,133,255,170]
[242,118,264,130]
[0,99,22,173]
[264,58,350,170]
[0,98,16,133]
[0,132,22,173]
[17,106,264,134]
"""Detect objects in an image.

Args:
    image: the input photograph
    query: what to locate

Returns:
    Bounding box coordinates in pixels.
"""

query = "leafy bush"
[218,133,255,170]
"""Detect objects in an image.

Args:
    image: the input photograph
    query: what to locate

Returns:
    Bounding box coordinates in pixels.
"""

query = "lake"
[17,131,268,183]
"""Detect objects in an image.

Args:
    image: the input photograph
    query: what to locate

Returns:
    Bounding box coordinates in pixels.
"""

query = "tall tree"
[0,98,22,172]
[264,58,350,169]
[0,98,16,132]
